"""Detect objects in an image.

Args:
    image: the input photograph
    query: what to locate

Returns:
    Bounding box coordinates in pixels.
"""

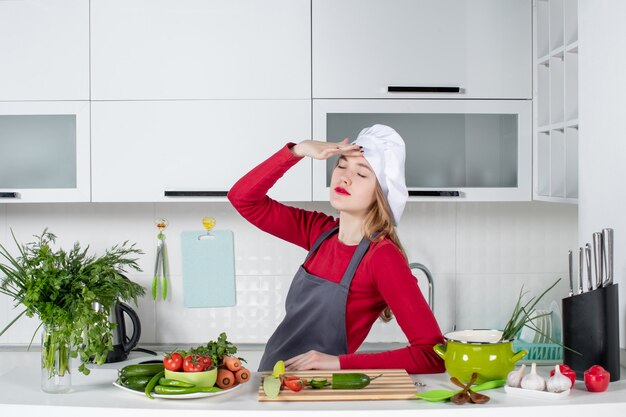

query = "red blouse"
[227,144,445,374]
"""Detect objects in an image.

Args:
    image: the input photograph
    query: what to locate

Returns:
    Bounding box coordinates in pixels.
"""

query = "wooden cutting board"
[257,369,417,401]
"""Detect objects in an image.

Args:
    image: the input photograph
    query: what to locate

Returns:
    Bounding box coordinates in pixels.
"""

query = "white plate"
[549,300,562,343]
[112,381,242,399]
[504,385,570,400]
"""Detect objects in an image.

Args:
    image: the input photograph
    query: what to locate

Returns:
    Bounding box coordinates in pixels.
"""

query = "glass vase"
[41,324,72,393]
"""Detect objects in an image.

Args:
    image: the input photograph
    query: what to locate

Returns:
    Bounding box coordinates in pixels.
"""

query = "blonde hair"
[363,183,408,323]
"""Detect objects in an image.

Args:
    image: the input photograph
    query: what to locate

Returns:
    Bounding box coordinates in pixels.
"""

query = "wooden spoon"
[450,375,490,404]
[449,373,478,405]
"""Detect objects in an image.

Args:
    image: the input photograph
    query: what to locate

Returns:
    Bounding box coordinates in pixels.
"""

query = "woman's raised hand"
[291,138,362,160]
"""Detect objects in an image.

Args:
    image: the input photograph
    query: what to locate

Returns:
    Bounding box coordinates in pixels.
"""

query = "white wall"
[0,199,576,347]
[579,0,626,348]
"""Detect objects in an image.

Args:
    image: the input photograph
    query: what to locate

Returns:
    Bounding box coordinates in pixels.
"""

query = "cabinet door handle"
[388,86,461,93]
[0,192,19,198]
[164,191,228,197]
[409,191,460,197]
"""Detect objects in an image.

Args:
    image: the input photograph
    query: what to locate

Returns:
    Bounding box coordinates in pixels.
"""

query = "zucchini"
[331,373,382,389]
[119,363,164,378]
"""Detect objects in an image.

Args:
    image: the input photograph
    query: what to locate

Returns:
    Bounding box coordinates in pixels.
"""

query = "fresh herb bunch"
[0,229,146,375]
[186,332,245,367]
[500,277,561,342]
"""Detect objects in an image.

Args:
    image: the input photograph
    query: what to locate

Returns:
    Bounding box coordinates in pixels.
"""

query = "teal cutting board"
[181,230,236,308]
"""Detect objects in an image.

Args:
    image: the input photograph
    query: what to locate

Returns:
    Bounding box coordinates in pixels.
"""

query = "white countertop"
[1,349,625,417]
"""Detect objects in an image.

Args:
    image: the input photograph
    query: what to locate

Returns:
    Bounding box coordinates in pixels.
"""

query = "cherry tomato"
[163,351,183,372]
[549,364,576,388]
[198,355,213,370]
[280,375,300,388]
[284,378,305,392]
[183,355,206,372]
[584,365,610,392]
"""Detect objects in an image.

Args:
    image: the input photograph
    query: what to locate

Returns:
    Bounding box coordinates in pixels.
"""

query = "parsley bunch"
[0,229,145,375]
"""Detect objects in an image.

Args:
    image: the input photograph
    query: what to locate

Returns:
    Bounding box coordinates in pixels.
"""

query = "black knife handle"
[388,86,461,93]
[409,191,460,197]
[164,191,228,197]
[0,192,19,198]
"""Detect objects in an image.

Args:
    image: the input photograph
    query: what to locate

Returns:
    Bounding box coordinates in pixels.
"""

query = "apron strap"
[339,232,376,289]
[304,225,339,262]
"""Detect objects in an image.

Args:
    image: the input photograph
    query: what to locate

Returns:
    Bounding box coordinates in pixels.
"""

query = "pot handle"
[433,343,447,359]
[510,349,528,364]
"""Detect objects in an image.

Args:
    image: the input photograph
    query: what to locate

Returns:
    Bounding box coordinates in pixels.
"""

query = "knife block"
[562,283,620,382]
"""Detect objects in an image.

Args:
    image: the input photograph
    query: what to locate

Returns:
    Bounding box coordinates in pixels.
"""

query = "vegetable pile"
[262,360,382,398]
[117,332,251,397]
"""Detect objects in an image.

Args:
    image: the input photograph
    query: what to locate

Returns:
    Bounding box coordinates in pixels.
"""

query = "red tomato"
[549,364,576,388]
[163,352,183,372]
[280,375,300,388]
[198,355,213,370]
[183,355,206,372]
[284,378,305,392]
[584,365,610,392]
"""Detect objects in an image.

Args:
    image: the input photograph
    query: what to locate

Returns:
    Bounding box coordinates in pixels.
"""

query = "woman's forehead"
[338,155,374,172]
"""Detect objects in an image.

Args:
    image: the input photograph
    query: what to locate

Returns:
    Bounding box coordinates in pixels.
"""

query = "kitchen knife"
[568,250,574,296]
[602,228,614,287]
[578,247,584,294]
[593,232,604,289]
[585,243,593,292]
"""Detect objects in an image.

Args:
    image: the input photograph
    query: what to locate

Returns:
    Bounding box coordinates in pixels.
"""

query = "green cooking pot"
[433,329,527,384]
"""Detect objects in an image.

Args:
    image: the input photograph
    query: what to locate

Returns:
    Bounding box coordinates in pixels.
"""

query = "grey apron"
[258,225,372,371]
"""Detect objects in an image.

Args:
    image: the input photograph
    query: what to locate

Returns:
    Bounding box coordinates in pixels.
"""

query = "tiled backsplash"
[0,201,577,347]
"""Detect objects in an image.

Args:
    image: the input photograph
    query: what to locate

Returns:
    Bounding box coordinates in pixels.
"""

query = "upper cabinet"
[0,101,91,203]
[312,0,532,99]
[0,0,89,101]
[91,100,312,202]
[90,0,311,100]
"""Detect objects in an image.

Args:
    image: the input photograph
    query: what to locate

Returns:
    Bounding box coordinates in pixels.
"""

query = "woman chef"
[228,125,444,373]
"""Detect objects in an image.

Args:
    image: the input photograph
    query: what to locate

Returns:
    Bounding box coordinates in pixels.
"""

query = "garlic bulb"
[506,364,526,387]
[521,363,546,391]
[547,364,571,393]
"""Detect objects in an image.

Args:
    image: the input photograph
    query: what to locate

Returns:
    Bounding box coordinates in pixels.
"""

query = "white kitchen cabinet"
[91,100,312,202]
[90,0,311,100]
[0,0,89,101]
[0,101,91,203]
[312,0,532,99]
[313,99,532,202]
[533,0,578,203]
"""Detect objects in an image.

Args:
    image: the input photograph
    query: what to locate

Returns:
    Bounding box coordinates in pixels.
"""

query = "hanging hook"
[199,217,216,240]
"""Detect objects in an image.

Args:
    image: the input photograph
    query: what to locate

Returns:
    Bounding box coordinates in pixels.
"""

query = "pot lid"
[443,329,509,344]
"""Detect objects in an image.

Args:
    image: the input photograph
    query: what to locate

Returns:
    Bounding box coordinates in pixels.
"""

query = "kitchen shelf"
[533,0,578,204]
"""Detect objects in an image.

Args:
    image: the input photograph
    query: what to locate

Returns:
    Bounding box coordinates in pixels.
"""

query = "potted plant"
[0,229,145,393]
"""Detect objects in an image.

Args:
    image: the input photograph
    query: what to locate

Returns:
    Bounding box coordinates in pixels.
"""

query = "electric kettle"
[94,301,142,363]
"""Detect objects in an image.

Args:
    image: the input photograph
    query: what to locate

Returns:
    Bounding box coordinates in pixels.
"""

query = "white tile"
[156,203,308,277]
[456,202,578,274]
[398,203,457,274]
[5,203,156,273]
[454,273,570,332]
[154,275,291,344]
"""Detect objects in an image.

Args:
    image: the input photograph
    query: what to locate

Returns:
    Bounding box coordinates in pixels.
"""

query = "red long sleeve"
[228,144,445,374]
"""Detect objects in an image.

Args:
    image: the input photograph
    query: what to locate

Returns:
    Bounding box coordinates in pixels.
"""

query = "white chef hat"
[351,124,408,226]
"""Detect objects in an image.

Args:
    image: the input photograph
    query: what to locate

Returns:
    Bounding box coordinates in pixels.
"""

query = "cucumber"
[331,373,382,389]
[119,375,152,390]
[119,363,164,378]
